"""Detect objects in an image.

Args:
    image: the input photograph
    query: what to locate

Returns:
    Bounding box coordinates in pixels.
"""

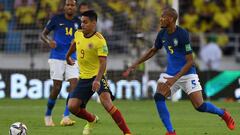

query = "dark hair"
[81,10,97,21]
[163,7,178,21]
[65,0,76,4]
[79,2,89,7]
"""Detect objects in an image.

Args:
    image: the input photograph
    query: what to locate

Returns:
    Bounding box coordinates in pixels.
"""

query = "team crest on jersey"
[88,43,93,49]
[173,38,178,46]
[162,38,166,44]
[162,39,166,44]
[185,44,192,51]
[74,23,79,29]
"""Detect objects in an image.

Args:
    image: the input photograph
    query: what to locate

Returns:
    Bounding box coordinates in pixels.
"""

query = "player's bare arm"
[40,28,56,48]
[92,56,107,91]
[158,54,194,97]
[66,41,76,65]
[165,53,194,87]
[123,47,158,77]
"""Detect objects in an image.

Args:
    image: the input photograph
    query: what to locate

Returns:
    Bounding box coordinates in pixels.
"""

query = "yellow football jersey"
[74,30,108,79]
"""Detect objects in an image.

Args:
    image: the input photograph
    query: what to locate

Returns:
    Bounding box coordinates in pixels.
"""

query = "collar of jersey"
[84,31,97,38]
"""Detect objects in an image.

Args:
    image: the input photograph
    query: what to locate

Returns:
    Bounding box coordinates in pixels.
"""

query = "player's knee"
[68,103,75,113]
[101,99,113,111]
[68,101,78,113]
[49,93,58,99]
[99,93,113,109]
[68,84,77,92]
[154,93,165,101]
[53,85,62,91]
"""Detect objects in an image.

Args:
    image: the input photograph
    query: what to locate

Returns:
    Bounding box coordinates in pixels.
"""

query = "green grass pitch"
[0,99,239,135]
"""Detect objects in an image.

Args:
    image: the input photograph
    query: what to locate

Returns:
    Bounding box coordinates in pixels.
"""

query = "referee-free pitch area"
[0,99,239,135]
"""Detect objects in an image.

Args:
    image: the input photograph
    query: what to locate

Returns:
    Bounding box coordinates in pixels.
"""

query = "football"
[9,122,27,135]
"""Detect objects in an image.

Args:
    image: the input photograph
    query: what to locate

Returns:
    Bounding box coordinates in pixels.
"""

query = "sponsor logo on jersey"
[173,38,178,46]
[162,38,166,43]
[185,43,192,51]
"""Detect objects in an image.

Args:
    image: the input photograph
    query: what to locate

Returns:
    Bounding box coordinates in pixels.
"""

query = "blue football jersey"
[154,26,196,76]
[46,14,81,60]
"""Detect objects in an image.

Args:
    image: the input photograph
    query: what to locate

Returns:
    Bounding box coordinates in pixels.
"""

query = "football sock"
[75,108,95,122]
[45,98,56,116]
[196,102,224,116]
[154,93,174,132]
[63,95,70,117]
[108,106,131,134]
[63,105,70,117]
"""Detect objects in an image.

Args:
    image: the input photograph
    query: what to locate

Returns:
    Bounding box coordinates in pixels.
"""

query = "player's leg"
[68,98,96,122]
[99,92,131,135]
[68,97,98,135]
[60,78,78,126]
[188,91,223,114]
[189,91,235,130]
[184,74,235,130]
[63,78,78,117]
[98,77,131,135]
[154,73,176,134]
[45,80,62,126]
[154,84,175,135]
[45,59,65,126]
[60,63,79,126]
[68,78,96,121]
[68,78,98,135]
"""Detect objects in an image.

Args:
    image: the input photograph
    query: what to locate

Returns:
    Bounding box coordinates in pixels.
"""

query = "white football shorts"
[48,59,79,81]
[158,73,202,96]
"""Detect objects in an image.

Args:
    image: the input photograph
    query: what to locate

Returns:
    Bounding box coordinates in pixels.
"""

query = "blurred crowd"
[0,0,240,55]
[1,0,240,34]
[181,0,240,33]
[0,0,66,31]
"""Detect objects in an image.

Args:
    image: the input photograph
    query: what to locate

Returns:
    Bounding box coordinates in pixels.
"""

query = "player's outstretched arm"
[40,28,56,48]
[123,47,158,77]
[92,56,107,91]
[66,41,76,65]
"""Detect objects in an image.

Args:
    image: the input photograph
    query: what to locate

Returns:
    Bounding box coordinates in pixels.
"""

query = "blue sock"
[63,105,70,117]
[63,95,70,117]
[196,102,224,116]
[45,99,56,116]
[154,93,174,132]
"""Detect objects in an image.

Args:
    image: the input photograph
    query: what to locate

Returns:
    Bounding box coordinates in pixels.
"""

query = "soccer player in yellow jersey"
[66,10,131,135]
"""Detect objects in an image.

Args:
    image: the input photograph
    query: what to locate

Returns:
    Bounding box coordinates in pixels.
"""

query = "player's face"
[64,0,76,16]
[81,16,96,34]
[160,11,171,28]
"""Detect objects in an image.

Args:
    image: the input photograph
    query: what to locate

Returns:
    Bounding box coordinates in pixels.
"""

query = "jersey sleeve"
[154,30,164,49]
[181,30,192,55]
[97,38,108,57]
[45,16,57,31]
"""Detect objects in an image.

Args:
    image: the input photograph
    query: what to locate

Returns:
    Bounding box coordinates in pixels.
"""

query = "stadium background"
[0,0,239,100]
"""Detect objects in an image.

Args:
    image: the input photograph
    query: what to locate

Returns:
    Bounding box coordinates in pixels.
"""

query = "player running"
[123,7,235,135]
[41,0,80,126]
[66,10,132,135]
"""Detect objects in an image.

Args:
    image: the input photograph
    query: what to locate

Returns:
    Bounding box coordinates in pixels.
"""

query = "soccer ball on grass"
[9,122,27,135]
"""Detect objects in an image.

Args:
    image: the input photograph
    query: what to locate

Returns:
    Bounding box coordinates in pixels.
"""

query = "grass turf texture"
[0,99,239,135]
